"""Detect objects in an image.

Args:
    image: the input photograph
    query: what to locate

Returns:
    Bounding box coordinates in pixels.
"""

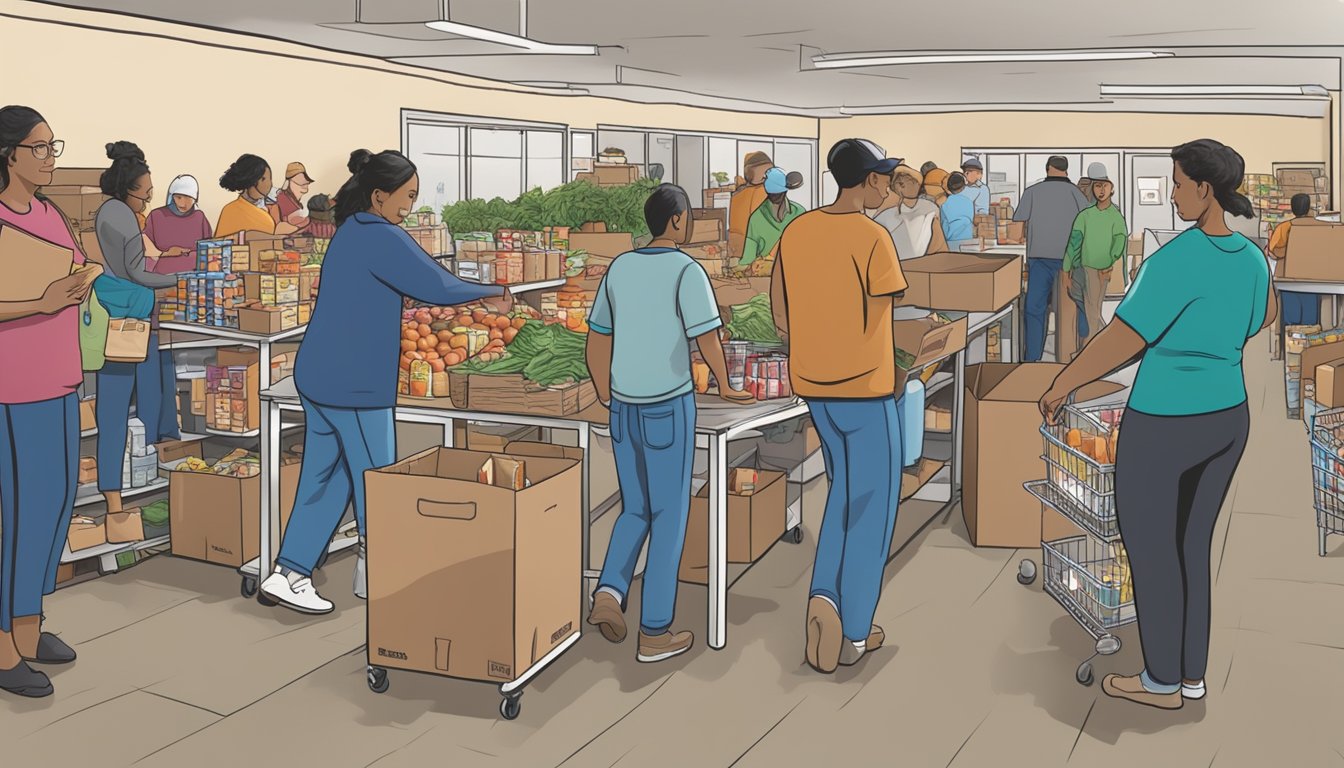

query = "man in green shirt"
[739,168,805,273]
[1063,162,1128,354]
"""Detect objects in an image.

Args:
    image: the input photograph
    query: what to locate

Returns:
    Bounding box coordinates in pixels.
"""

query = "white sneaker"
[353,540,367,601]
[1182,680,1207,700]
[261,571,334,615]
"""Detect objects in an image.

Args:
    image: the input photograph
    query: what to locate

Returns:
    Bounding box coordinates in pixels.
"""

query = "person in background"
[727,151,773,262]
[143,173,211,268]
[1041,139,1275,711]
[260,149,511,614]
[740,167,805,273]
[300,193,337,239]
[271,161,313,230]
[772,138,906,674]
[585,185,752,663]
[1063,162,1128,353]
[918,161,940,179]
[960,157,990,215]
[0,105,104,697]
[214,154,298,239]
[94,142,187,514]
[939,172,975,250]
[1267,193,1322,327]
[875,164,949,260]
[922,166,950,206]
[1014,156,1090,362]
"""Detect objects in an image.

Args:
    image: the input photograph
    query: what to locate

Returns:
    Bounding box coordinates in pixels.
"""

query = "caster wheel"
[1017,559,1037,586]
[241,577,258,598]
[500,695,522,720]
[368,666,390,694]
[1076,662,1094,687]
[789,527,804,545]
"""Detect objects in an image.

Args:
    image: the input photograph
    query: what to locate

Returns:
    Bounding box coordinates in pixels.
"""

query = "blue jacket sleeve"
[371,228,505,306]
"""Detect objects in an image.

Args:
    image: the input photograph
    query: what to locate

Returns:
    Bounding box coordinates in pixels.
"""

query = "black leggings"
[1114,403,1249,687]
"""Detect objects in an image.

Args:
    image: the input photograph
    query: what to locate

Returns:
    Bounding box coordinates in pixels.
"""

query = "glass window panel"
[470,128,522,158]
[470,157,522,201]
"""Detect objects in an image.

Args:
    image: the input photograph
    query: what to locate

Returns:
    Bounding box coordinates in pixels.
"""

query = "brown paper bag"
[105,318,150,363]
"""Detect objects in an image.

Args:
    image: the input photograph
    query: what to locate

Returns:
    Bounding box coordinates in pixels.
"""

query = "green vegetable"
[460,322,590,387]
[441,178,660,238]
[725,294,783,346]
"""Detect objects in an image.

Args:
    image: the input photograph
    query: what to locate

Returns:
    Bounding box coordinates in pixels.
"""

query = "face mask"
[397,208,410,218]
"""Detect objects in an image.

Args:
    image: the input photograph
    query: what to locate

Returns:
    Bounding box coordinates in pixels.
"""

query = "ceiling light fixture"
[812,49,1173,69]
[425,0,597,55]
[1101,84,1328,98]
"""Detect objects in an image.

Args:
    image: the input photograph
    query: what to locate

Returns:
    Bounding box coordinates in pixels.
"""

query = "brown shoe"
[805,596,843,674]
[637,630,694,663]
[1102,674,1183,710]
[587,591,627,644]
[867,625,885,651]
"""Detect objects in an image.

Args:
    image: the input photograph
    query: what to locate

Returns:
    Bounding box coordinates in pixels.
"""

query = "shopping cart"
[1021,397,1134,686]
[1309,407,1344,555]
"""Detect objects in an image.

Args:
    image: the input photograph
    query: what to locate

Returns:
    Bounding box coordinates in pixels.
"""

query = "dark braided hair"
[1171,139,1256,219]
[100,140,149,201]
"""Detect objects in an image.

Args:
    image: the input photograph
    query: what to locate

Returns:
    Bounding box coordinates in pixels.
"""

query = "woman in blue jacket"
[260,149,510,614]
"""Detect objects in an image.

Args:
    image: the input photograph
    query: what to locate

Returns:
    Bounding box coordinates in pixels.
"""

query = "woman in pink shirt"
[0,106,103,698]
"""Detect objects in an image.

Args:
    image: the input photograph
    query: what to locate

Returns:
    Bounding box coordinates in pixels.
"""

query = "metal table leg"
[708,432,728,650]
[258,398,282,590]
[579,423,594,608]
[951,349,966,498]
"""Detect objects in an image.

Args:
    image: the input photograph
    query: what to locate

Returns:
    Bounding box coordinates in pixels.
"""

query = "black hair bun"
[105,140,144,163]
[348,149,373,174]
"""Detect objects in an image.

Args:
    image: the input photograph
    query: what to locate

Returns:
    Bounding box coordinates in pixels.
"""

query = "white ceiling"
[27,0,1344,114]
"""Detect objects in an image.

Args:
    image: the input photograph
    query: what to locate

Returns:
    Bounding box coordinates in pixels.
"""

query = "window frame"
[401,109,570,201]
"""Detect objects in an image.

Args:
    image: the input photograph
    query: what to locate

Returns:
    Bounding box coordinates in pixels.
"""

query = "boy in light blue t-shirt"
[585,184,751,663]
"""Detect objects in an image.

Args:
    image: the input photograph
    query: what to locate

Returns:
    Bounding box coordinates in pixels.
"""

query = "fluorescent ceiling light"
[813,49,1172,69]
[425,20,597,55]
[1101,84,1328,98]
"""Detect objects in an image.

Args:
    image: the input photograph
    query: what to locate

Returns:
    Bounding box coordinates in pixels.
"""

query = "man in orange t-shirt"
[727,151,773,261]
[772,138,907,674]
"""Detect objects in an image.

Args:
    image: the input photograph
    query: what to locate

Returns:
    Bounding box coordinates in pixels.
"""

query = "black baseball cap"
[828,139,902,188]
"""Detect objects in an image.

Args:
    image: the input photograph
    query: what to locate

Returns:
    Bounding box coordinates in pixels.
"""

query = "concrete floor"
[6,331,1344,767]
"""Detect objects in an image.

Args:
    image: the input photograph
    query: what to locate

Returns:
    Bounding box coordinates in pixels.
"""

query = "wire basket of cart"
[1310,406,1344,555]
[1028,403,1127,540]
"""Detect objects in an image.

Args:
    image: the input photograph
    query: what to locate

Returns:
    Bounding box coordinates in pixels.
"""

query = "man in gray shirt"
[1013,156,1089,362]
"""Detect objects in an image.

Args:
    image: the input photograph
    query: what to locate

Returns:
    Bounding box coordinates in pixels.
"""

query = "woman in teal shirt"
[1040,139,1277,712]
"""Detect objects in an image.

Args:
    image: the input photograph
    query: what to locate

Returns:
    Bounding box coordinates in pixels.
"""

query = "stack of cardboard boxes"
[401,210,450,257]
[682,208,730,276]
[37,168,107,245]
[205,347,261,433]
[453,230,567,287]
[164,237,317,333]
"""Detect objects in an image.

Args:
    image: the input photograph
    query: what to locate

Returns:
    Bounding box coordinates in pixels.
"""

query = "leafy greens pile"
[457,321,590,387]
[724,294,783,346]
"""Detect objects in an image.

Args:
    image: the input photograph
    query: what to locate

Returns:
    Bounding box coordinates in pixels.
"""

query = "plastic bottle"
[900,379,925,468]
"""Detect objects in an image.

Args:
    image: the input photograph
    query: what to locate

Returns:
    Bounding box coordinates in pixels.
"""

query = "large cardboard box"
[106,508,145,544]
[898,253,1022,312]
[169,471,260,566]
[1316,359,1344,408]
[1282,223,1344,282]
[79,397,96,432]
[68,517,106,552]
[567,232,634,259]
[0,224,75,301]
[679,470,787,583]
[893,313,968,371]
[37,185,108,231]
[963,364,1123,548]
[364,446,581,684]
[49,168,105,187]
[236,306,285,335]
[1301,340,1344,408]
[1278,170,1316,189]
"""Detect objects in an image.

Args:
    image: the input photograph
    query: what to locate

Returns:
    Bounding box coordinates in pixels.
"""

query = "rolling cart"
[1023,399,1134,686]
[1309,407,1344,556]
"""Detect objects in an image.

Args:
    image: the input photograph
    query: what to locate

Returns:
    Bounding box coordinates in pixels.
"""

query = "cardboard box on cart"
[1300,339,1344,408]
[962,364,1123,548]
[364,445,582,684]
[1281,223,1344,282]
[897,252,1022,312]
[1315,358,1344,408]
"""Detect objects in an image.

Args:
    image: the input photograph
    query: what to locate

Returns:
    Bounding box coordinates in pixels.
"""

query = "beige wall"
[822,107,1338,204]
[0,2,817,216]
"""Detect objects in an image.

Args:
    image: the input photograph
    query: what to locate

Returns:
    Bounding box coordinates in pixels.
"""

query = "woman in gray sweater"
[94,141,186,514]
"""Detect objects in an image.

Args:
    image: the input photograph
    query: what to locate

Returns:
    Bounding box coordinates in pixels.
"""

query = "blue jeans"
[598,392,695,636]
[0,395,78,631]
[96,331,179,490]
[1281,292,1320,327]
[1024,259,1061,362]
[807,397,902,643]
[276,396,394,577]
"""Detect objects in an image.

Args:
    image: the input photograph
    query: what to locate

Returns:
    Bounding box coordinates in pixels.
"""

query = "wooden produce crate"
[453,373,597,417]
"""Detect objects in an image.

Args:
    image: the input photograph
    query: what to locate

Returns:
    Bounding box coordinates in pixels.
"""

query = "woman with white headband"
[143,174,213,265]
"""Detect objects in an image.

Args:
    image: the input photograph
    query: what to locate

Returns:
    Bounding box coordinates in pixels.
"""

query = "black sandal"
[24,632,76,665]
[0,661,53,698]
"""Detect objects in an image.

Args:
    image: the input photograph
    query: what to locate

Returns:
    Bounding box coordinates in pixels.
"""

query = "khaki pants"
[1082,267,1107,348]
[1065,267,1109,360]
